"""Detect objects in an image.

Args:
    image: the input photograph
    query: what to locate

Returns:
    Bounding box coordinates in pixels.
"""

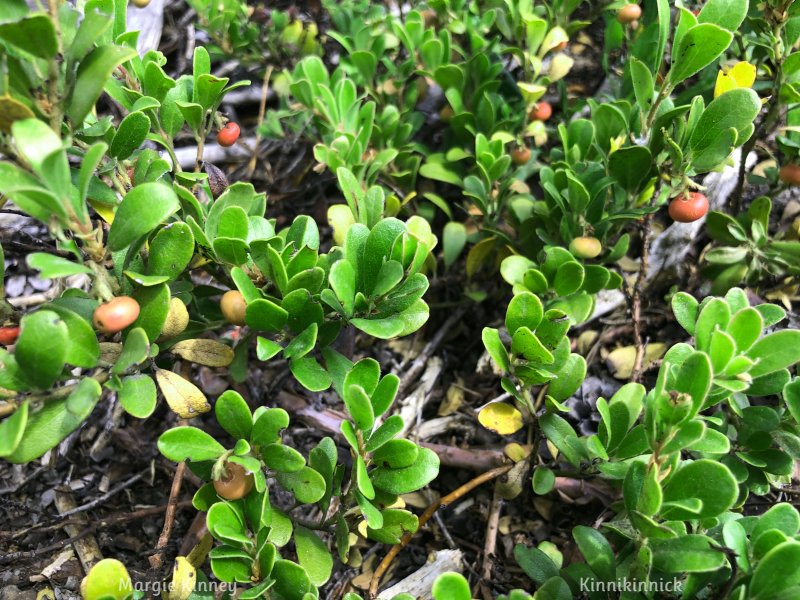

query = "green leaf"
[290,357,331,392]
[532,466,555,494]
[442,222,467,269]
[752,503,800,542]
[506,292,544,335]
[112,327,149,374]
[650,535,727,573]
[147,222,195,281]
[294,526,333,586]
[215,390,252,441]
[251,408,289,447]
[432,573,471,600]
[6,378,101,463]
[370,374,399,417]
[80,559,133,600]
[694,298,730,352]
[608,146,652,192]
[365,415,404,452]
[0,401,28,458]
[697,0,748,31]
[514,544,559,586]
[47,305,100,369]
[0,14,57,58]
[482,327,510,372]
[785,379,800,424]
[329,260,356,316]
[366,508,418,544]
[128,283,170,342]
[68,45,138,126]
[118,374,157,418]
[344,384,375,432]
[108,183,180,252]
[629,57,655,116]
[750,541,800,599]
[372,260,404,297]
[747,330,800,378]
[157,426,226,462]
[727,307,763,352]
[246,298,288,332]
[690,89,760,170]
[572,526,615,582]
[109,111,150,160]
[661,459,737,520]
[276,466,326,504]
[350,315,404,338]
[370,447,439,495]
[549,354,586,402]
[256,337,283,361]
[373,439,419,469]
[26,253,92,279]
[283,323,318,360]
[511,327,554,363]
[673,351,712,417]
[207,501,251,547]
[16,310,68,389]
[270,560,315,600]
[553,261,584,296]
[262,443,306,473]
[362,218,406,293]
[668,24,733,86]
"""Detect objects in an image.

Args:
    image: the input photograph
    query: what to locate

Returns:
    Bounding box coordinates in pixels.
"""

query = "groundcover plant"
[2,0,800,598]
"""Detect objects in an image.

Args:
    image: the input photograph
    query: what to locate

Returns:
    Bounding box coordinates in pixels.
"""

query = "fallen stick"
[276,391,507,472]
[368,464,513,599]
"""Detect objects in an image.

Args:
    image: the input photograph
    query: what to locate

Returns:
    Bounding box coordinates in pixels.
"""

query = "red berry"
[668,192,709,223]
[213,462,254,500]
[511,146,532,165]
[529,102,552,122]
[93,297,141,334]
[0,326,20,346]
[217,122,240,147]
[779,164,800,186]
[617,4,642,23]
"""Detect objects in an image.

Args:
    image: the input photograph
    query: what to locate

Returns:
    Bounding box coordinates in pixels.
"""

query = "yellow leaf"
[155,368,211,418]
[89,199,116,224]
[170,339,234,367]
[0,95,35,132]
[517,82,547,103]
[160,297,190,340]
[714,61,756,98]
[478,402,524,435]
[167,557,196,600]
[328,204,355,246]
[605,343,666,379]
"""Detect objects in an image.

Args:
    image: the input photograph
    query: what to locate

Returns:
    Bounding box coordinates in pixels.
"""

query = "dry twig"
[368,464,513,599]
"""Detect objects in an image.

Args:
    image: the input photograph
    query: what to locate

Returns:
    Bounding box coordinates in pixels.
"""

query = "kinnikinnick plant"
[3,0,800,598]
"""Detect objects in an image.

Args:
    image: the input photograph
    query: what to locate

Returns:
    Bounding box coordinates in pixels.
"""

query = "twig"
[148,456,187,570]
[630,213,654,383]
[368,464,513,599]
[56,470,148,519]
[247,66,273,178]
[479,485,503,583]
[0,501,193,563]
[275,391,507,472]
[397,305,467,396]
